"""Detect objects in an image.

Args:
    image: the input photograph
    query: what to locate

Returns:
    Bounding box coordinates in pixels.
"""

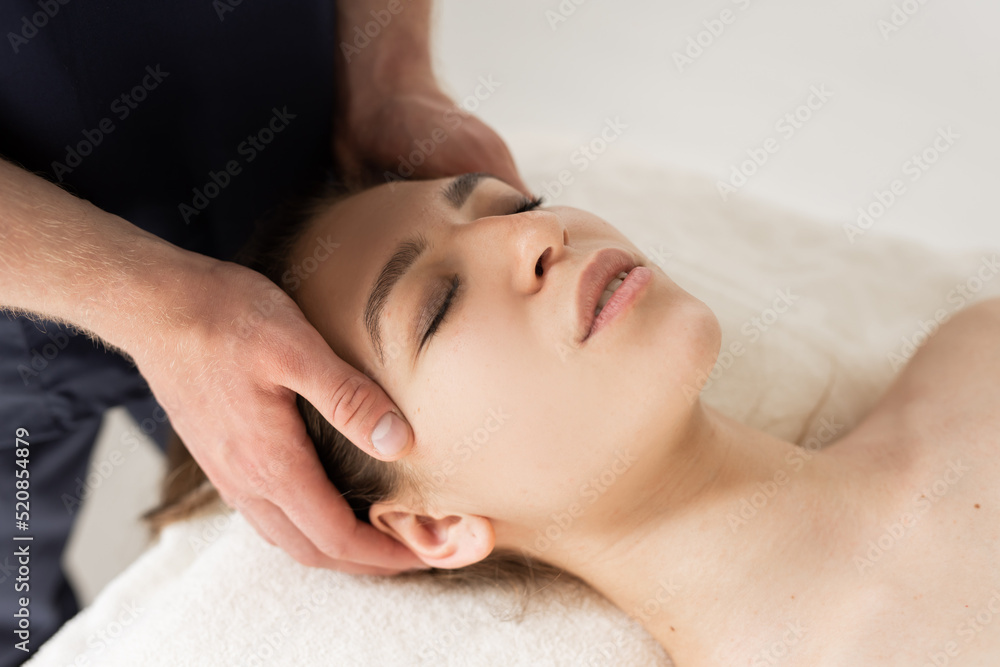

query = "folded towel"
[27,135,1000,666]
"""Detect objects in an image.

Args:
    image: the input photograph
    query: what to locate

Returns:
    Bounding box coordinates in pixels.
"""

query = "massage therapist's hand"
[335,76,530,195]
[333,0,529,193]
[0,156,422,573]
[129,253,427,575]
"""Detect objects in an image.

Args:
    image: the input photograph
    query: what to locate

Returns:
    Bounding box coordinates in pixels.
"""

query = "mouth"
[575,248,643,343]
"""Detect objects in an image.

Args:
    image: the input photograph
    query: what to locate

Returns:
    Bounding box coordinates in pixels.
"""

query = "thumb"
[293,349,414,462]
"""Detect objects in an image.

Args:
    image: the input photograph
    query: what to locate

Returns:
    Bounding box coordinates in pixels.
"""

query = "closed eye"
[417,194,546,353]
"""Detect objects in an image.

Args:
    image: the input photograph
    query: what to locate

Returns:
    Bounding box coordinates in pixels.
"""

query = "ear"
[370,501,495,569]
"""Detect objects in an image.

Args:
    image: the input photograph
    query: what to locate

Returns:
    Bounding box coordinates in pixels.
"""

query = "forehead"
[290,179,439,375]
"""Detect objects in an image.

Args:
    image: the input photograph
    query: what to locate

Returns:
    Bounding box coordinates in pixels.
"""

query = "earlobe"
[370,502,495,569]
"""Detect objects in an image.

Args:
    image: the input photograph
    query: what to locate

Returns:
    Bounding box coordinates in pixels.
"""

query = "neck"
[535,401,887,663]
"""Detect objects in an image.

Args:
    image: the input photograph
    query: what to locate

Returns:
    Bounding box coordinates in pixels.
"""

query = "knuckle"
[329,374,378,431]
[239,445,299,500]
[262,443,297,487]
[237,456,274,498]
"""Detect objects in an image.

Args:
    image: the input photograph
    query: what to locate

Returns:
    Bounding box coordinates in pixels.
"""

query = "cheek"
[400,317,577,515]
[399,325,516,504]
[398,267,722,519]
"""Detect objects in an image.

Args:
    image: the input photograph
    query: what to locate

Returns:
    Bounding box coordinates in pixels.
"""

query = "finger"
[500,159,532,197]
[470,153,529,197]
[480,140,530,196]
[207,492,403,573]
[238,502,279,547]
[459,123,530,196]
[240,492,425,573]
[264,449,429,571]
[288,342,414,461]
[241,499,403,574]
[428,132,531,197]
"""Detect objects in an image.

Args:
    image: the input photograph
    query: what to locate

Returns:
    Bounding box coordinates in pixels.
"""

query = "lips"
[575,248,639,343]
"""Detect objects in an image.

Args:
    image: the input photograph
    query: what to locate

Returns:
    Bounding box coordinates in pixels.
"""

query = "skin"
[0,0,528,576]
[293,174,1000,665]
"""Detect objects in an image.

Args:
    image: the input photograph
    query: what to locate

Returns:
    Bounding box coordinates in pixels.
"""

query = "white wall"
[434,0,1000,251]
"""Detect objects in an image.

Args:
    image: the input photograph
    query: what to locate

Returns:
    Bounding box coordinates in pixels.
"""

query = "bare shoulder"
[848,297,1000,446]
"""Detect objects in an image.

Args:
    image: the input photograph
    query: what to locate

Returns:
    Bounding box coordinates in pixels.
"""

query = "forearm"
[0,157,205,356]
[337,0,436,96]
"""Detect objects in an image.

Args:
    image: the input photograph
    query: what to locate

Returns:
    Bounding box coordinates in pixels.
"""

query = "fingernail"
[371,411,408,457]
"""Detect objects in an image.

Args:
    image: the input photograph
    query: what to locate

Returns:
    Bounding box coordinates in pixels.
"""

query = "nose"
[468,209,569,294]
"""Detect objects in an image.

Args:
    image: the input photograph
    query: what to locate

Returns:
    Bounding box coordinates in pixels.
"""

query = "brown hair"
[142,170,572,610]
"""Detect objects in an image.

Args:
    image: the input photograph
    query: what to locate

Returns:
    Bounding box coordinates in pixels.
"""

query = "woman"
[149,171,1000,665]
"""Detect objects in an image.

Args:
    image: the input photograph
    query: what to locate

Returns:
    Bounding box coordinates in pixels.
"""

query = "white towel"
[27,136,1000,666]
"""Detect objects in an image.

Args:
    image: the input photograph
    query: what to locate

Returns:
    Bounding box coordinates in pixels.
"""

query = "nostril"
[535,248,550,277]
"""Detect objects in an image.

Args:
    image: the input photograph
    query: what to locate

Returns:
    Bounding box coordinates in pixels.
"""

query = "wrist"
[337,1,437,113]
[83,212,217,358]
[346,52,437,111]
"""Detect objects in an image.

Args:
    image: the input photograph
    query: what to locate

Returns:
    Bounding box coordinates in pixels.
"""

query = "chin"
[689,298,723,372]
[646,288,721,410]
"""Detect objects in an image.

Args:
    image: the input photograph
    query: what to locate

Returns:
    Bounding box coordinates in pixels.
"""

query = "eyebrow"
[364,173,495,364]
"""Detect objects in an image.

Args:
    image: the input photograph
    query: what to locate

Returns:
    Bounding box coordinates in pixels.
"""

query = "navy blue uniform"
[0,2,339,662]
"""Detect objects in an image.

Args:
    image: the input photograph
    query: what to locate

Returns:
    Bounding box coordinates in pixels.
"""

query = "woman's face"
[293,174,721,547]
